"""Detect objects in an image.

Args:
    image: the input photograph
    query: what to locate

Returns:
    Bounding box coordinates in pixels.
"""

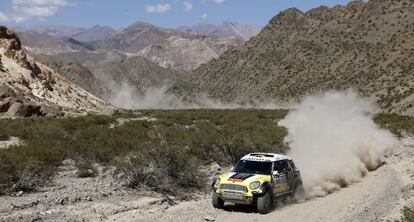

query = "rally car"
[211,153,303,214]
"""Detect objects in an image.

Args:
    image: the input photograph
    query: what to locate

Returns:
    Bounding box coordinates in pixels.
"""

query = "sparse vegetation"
[76,161,98,178]
[0,110,410,197]
[402,206,414,222]
[374,113,414,137]
[0,109,288,196]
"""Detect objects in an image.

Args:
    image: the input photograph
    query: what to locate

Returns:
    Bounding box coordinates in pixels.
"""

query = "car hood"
[219,172,270,185]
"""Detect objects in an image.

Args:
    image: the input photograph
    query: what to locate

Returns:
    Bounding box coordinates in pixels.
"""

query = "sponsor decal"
[228,173,255,182]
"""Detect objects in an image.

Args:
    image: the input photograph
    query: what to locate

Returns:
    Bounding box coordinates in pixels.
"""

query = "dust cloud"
[109,81,287,110]
[279,90,398,199]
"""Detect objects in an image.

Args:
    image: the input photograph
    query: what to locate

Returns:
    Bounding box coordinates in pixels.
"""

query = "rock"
[6,102,25,116]
[204,216,216,221]
[56,196,68,205]
[210,162,221,173]
[16,191,24,197]
[6,101,42,117]
[40,104,63,117]
[100,106,116,116]
[0,86,16,99]
[0,97,13,112]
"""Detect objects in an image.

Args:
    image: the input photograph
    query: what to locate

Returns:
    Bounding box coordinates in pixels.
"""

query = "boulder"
[0,97,13,112]
[6,101,42,117]
[100,106,116,116]
[0,86,16,99]
[40,104,63,117]
[6,102,25,116]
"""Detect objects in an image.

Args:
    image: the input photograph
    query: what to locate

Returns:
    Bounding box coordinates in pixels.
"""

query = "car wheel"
[292,183,305,200]
[212,193,224,209]
[257,190,273,214]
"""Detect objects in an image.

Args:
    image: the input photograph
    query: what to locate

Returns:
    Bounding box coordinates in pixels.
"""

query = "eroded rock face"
[0,26,113,116]
[0,85,43,117]
[0,85,16,98]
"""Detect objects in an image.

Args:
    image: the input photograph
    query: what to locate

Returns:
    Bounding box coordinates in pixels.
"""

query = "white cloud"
[10,0,73,23]
[12,0,71,7]
[145,4,171,14]
[213,0,225,4]
[202,13,207,20]
[183,1,192,11]
[0,12,9,23]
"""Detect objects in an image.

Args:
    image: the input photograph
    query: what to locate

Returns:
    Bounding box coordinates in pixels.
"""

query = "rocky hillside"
[90,55,178,93]
[183,0,414,115]
[90,22,190,53]
[0,26,111,117]
[90,22,241,70]
[18,31,93,55]
[34,54,110,99]
[18,22,240,71]
[29,24,116,42]
[137,35,241,70]
[178,21,262,41]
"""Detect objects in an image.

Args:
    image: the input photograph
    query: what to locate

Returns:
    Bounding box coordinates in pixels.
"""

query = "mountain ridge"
[178,0,414,115]
[178,21,262,41]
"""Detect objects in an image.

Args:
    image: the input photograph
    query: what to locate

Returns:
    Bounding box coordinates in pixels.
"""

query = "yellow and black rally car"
[211,153,303,214]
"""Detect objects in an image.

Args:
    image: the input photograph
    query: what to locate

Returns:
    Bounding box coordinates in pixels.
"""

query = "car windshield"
[233,160,272,175]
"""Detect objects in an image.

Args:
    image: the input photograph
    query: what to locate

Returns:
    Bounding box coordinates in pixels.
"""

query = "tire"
[292,182,305,201]
[212,193,224,209]
[257,190,273,214]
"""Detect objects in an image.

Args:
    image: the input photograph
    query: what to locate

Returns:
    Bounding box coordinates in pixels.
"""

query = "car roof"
[240,153,292,162]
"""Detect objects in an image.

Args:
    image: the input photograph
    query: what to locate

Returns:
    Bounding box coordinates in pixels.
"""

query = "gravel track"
[0,137,413,222]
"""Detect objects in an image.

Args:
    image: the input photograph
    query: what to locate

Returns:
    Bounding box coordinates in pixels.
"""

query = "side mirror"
[272,171,279,177]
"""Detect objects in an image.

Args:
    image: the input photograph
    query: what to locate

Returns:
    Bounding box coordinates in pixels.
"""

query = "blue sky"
[0,0,352,29]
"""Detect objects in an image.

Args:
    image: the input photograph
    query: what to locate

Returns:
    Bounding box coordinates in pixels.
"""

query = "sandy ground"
[0,137,413,222]
[0,137,20,149]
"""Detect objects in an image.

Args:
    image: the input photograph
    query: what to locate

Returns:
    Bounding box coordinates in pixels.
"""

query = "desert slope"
[183,0,414,115]
[0,26,110,116]
[178,21,262,41]
[137,35,241,70]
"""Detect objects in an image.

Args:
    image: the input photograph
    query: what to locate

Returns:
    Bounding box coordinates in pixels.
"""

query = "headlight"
[249,181,260,190]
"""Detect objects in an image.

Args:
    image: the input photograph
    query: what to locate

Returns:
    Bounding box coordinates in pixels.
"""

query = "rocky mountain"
[17,31,94,54]
[34,54,110,99]
[137,35,241,70]
[89,22,241,70]
[71,25,116,42]
[89,22,187,53]
[30,25,85,39]
[17,22,240,71]
[31,50,181,109]
[0,26,111,117]
[89,55,179,108]
[178,21,262,41]
[90,55,178,92]
[29,24,116,42]
[181,0,414,115]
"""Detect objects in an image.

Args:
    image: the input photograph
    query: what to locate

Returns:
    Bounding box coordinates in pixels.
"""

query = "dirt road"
[1,138,413,222]
[115,137,414,222]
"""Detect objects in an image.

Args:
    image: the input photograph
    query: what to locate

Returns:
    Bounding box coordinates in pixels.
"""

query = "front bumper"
[215,190,254,204]
[213,187,264,205]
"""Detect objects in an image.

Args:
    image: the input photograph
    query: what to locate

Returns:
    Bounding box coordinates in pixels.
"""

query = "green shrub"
[0,110,289,196]
[374,113,414,137]
[13,160,54,192]
[402,206,414,222]
[0,128,8,141]
[76,161,98,178]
